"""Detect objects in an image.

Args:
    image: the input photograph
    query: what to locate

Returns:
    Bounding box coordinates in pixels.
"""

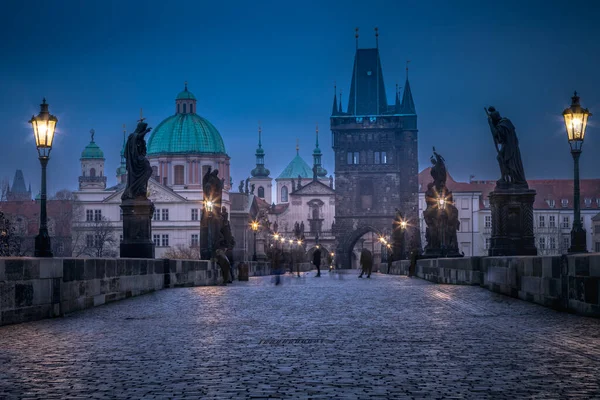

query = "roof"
[10,170,28,193]
[269,203,289,215]
[146,113,226,155]
[347,48,389,116]
[399,77,416,115]
[81,140,104,159]
[276,154,312,180]
[418,167,600,211]
[291,180,335,196]
[176,87,196,100]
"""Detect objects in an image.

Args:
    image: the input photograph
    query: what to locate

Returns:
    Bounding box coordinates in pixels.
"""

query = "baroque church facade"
[73,85,231,258]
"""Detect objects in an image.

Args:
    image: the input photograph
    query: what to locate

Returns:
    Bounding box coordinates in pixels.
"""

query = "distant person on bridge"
[312,246,322,277]
[358,248,373,278]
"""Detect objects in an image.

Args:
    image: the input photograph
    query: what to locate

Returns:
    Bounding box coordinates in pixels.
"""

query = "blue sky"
[1,0,599,195]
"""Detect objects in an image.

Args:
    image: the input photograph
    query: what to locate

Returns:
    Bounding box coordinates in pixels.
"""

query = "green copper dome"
[81,141,104,159]
[277,154,312,179]
[147,114,226,155]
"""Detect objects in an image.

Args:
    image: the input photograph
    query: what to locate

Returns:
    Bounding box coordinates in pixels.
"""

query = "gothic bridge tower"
[331,31,419,268]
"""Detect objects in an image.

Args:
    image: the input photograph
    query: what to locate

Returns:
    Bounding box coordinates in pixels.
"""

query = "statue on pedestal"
[120,120,155,259]
[201,166,224,260]
[422,147,462,258]
[485,107,537,256]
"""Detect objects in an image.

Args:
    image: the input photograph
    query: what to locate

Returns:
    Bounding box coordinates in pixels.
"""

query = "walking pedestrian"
[409,250,418,277]
[313,246,322,277]
[358,248,373,278]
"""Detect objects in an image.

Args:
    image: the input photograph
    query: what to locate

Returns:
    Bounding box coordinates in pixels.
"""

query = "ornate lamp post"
[30,99,57,257]
[250,220,259,261]
[204,199,214,258]
[400,220,407,260]
[563,92,591,253]
[437,196,447,256]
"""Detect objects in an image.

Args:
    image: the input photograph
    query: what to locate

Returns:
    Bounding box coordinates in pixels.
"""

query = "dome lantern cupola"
[313,124,327,178]
[79,129,107,190]
[176,81,197,115]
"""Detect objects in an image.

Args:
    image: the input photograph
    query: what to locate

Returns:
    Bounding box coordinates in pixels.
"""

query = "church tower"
[79,129,107,190]
[249,124,272,203]
[331,29,419,267]
[116,124,127,184]
[312,124,328,180]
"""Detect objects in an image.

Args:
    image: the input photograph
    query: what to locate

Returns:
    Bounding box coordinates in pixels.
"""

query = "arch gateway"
[331,43,420,268]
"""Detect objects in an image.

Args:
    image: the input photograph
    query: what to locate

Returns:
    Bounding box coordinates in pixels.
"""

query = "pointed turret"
[394,83,401,113]
[7,170,32,201]
[116,124,127,183]
[331,84,338,116]
[399,77,416,115]
[338,90,343,114]
[312,124,327,179]
[347,47,388,115]
[250,124,270,178]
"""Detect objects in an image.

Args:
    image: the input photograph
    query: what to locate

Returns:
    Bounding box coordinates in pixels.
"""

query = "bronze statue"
[486,107,527,187]
[238,180,244,193]
[122,121,153,200]
[202,166,223,206]
[430,147,447,190]
[250,183,255,195]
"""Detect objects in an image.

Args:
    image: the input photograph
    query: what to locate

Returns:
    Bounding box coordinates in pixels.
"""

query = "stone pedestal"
[120,198,155,259]
[489,187,537,256]
[256,237,267,261]
[200,211,220,260]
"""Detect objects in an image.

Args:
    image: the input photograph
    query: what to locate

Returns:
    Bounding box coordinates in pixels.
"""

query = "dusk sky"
[1,0,599,196]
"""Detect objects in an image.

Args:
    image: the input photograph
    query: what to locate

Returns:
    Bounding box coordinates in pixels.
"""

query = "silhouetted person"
[358,248,373,278]
[313,247,322,277]
[409,250,419,277]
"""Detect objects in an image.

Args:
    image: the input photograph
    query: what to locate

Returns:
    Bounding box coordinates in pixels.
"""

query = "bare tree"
[0,177,9,202]
[73,216,118,258]
[52,189,76,201]
[0,210,23,256]
[163,244,200,260]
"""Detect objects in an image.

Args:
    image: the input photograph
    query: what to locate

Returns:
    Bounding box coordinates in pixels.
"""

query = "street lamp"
[30,98,57,257]
[204,199,214,258]
[250,220,259,261]
[563,91,591,253]
[437,195,447,256]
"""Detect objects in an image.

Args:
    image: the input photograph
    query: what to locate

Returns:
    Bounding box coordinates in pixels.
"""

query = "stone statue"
[486,107,527,187]
[300,221,305,234]
[292,180,296,192]
[250,184,255,195]
[422,148,462,258]
[244,178,249,194]
[122,121,153,201]
[329,175,334,188]
[312,165,318,181]
[219,206,235,250]
[273,221,278,233]
[297,175,303,190]
[238,180,244,193]
[202,166,223,209]
[294,222,301,238]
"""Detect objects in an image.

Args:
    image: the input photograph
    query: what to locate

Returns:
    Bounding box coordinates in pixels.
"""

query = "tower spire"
[296,138,299,155]
[251,122,269,178]
[400,65,416,115]
[258,122,262,148]
[138,108,145,123]
[315,123,319,148]
[331,83,338,116]
[339,90,343,113]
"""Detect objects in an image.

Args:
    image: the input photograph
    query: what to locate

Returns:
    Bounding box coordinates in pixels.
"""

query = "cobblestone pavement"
[2,271,600,399]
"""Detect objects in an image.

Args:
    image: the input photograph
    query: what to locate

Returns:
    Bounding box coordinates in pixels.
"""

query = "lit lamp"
[437,197,446,210]
[400,220,408,230]
[204,200,214,213]
[30,98,57,257]
[250,220,259,261]
[563,91,592,253]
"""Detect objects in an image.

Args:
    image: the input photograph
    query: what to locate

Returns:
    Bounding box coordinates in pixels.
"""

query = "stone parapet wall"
[1,257,223,327]
[383,254,600,317]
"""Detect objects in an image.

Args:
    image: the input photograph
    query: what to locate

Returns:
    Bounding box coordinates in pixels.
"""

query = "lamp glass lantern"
[563,91,591,152]
[30,98,58,158]
[204,200,214,213]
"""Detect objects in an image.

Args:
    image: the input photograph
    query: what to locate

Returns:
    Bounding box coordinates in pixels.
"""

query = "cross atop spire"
[258,122,262,148]
[138,108,145,123]
[296,138,299,155]
[315,123,319,148]
[90,129,95,142]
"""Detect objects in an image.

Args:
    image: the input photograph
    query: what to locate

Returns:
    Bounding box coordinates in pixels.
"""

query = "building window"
[549,237,556,250]
[549,216,555,228]
[153,208,160,220]
[281,186,288,202]
[563,236,570,250]
[174,165,185,185]
[539,237,546,250]
[153,234,160,247]
[485,238,491,249]
[594,225,600,234]
[258,186,265,198]
[461,198,469,210]
[190,104,194,113]
[191,208,199,221]
[183,103,187,113]
[86,234,94,247]
[347,152,359,165]
[86,210,93,222]
[374,151,387,164]
[562,216,570,229]
[162,209,169,221]
[461,218,469,232]
[596,242,600,252]
[161,234,169,247]
[561,199,568,208]
[94,210,102,221]
[539,215,545,228]
[484,215,491,228]
[585,198,592,207]
[483,199,490,208]
[191,234,199,247]
[90,168,96,177]
[546,199,556,208]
